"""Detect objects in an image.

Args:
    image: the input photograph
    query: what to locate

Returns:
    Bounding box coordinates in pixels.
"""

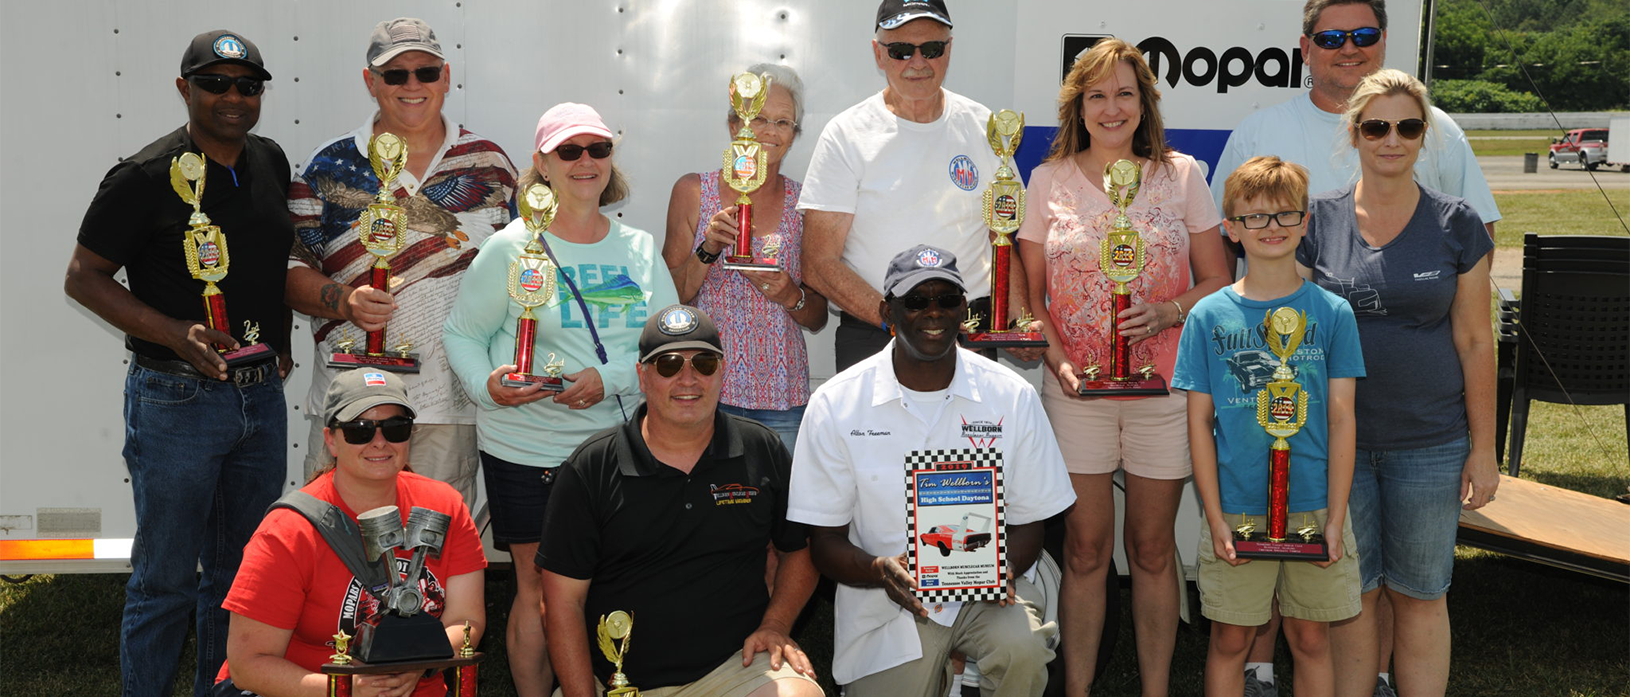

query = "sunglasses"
[553,141,614,161]
[189,74,265,97]
[649,352,721,378]
[374,66,444,85]
[1308,27,1382,50]
[331,416,414,445]
[1228,210,1306,229]
[883,40,949,60]
[897,293,966,311]
[1358,118,1426,141]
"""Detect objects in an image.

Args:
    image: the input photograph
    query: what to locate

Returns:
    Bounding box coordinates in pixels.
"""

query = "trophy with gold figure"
[1079,160,1168,396]
[172,152,273,366]
[328,132,420,372]
[1233,307,1327,560]
[597,610,640,696]
[501,184,566,390]
[720,72,780,272]
[962,109,1046,348]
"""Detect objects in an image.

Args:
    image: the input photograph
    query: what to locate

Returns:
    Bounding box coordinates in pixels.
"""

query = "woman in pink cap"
[443,102,679,695]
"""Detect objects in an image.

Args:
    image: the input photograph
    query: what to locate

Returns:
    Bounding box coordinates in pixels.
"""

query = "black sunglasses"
[883,40,949,60]
[553,141,614,161]
[374,66,444,85]
[1228,210,1306,229]
[331,416,414,445]
[190,73,265,97]
[1309,27,1382,50]
[1358,118,1426,141]
[897,293,966,312]
[649,352,721,378]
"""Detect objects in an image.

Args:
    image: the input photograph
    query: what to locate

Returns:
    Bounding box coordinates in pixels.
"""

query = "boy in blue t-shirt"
[1172,156,1365,696]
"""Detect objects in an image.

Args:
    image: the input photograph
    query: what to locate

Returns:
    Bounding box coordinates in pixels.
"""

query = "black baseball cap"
[883,245,966,297]
[876,0,953,30]
[639,305,724,363]
[180,30,272,81]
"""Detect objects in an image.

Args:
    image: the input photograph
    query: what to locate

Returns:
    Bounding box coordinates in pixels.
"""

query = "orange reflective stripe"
[0,539,96,560]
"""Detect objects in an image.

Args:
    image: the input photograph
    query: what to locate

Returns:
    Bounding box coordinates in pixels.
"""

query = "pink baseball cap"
[534,102,614,154]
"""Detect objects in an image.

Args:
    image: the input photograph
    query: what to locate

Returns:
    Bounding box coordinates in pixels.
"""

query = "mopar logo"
[1060,35,1310,94]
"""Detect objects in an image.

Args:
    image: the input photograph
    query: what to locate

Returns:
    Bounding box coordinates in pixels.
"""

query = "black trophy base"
[959,331,1048,349]
[356,611,455,664]
[500,372,566,390]
[722,257,780,272]
[328,351,421,374]
[1078,372,1170,397]
[222,342,276,368]
[1234,533,1330,561]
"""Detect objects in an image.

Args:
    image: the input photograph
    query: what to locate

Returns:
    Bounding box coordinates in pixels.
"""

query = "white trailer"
[1608,115,1630,172]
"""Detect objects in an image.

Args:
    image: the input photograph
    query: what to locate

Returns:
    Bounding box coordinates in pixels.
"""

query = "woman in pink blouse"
[662,63,828,450]
[1018,38,1230,694]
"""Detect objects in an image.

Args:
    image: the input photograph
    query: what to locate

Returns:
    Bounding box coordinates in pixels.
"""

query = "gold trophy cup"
[962,109,1046,349]
[1079,160,1168,396]
[329,132,420,372]
[501,184,566,390]
[720,72,780,272]
[598,610,640,696]
[173,152,273,366]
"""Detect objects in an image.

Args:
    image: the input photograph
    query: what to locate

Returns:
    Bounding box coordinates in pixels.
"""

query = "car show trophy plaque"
[598,610,640,696]
[721,72,779,271]
[501,184,566,390]
[1079,159,1168,396]
[1232,307,1328,561]
[172,152,274,366]
[904,449,1009,605]
[962,109,1046,348]
[328,133,420,372]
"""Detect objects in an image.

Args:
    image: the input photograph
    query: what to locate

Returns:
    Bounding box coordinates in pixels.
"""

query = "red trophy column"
[1268,444,1291,541]
[365,263,390,355]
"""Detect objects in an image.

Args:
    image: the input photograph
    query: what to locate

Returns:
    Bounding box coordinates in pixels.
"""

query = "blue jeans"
[719,404,805,454]
[1349,436,1470,600]
[121,363,287,697]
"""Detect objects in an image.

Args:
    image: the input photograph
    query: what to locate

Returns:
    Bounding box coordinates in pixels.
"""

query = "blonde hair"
[1222,156,1310,218]
[1341,68,1432,146]
[520,147,631,208]
[1044,38,1170,172]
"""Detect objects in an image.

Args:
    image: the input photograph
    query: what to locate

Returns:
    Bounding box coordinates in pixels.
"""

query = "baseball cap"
[323,369,418,424]
[367,18,446,67]
[639,305,724,363]
[875,0,953,30]
[180,30,272,81]
[534,102,615,154]
[883,244,966,297]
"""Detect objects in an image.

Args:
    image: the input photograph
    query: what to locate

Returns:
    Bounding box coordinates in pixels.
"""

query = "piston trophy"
[597,610,640,696]
[961,109,1045,348]
[328,132,420,372]
[1233,307,1327,560]
[501,184,566,390]
[1079,160,1168,396]
[172,152,273,366]
[720,71,779,271]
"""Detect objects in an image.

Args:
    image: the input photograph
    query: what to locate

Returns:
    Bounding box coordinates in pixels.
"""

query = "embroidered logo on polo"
[658,306,698,335]
[960,416,1004,448]
[336,558,447,644]
[948,155,979,191]
[710,482,760,506]
[213,35,248,60]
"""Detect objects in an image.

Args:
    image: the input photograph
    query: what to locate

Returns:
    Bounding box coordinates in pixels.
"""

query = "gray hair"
[727,63,805,135]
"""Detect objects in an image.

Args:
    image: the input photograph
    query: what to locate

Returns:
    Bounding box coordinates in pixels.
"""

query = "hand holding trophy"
[501,184,567,390]
[1233,307,1328,561]
[721,72,780,272]
[962,109,1046,348]
[1078,159,1168,396]
[329,132,420,372]
[172,152,273,367]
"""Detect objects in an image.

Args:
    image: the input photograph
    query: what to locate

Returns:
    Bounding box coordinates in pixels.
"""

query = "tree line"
[1430,0,1629,112]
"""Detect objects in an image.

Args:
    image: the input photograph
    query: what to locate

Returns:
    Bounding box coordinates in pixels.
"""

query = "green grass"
[1466,129,1564,157]
[1492,190,1630,247]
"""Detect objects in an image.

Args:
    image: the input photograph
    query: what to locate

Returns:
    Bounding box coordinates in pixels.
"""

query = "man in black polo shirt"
[538,305,822,697]
[63,29,293,697]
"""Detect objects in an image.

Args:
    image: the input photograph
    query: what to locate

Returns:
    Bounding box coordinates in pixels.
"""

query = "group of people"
[64,0,1500,696]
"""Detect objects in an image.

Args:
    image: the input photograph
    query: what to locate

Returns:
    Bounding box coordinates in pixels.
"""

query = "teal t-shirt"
[1171,281,1365,515]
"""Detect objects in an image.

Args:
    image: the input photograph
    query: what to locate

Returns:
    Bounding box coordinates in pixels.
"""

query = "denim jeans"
[121,362,287,697]
[1349,436,1470,600]
[718,404,806,454]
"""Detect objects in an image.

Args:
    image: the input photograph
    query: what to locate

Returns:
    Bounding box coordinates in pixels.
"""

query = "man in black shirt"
[538,305,822,697]
[63,30,293,697]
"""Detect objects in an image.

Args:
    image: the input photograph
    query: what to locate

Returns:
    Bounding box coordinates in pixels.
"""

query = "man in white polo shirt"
[788,245,1074,696]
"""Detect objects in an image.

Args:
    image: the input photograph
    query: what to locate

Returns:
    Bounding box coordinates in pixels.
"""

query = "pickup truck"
[1549,128,1611,171]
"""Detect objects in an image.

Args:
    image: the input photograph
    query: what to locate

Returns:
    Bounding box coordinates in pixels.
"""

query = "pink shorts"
[1040,378,1192,479]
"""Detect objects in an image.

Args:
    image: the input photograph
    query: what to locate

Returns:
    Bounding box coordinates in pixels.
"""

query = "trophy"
[1078,160,1168,396]
[597,610,639,696]
[720,72,779,272]
[328,132,420,373]
[501,184,567,390]
[1233,308,1328,561]
[961,109,1046,349]
[172,152,274,367]
[450,622,479,697]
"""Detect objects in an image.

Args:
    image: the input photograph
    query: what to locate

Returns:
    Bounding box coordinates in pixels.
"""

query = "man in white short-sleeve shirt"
[798,0,1036,370]
[788,245,1074,695]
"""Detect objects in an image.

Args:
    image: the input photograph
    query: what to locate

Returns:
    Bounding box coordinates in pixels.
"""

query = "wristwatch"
[695,243,721,264]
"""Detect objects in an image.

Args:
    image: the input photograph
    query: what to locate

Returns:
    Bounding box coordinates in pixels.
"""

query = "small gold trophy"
[597,610,639,696]
[329,132,420,372]
[173,152,272,366]
[1234,307,1326,560]
[1079,160,1167,396]
[963,109,1046,348]
[720,72,779,271]
[501,184,566,390]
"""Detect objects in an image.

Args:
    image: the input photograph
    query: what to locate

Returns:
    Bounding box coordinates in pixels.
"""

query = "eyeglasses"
[331,416,414,445]
[553,141,614,161]
[1357,118,1426,141]
[374,66,444,85]
[883,40,949,60]
[1308,27,1382,50]
[189,74,265,97]
[649,352,721,378]
[1228,211,1306,229]
[897,293,966,311]
[749,115,798,131]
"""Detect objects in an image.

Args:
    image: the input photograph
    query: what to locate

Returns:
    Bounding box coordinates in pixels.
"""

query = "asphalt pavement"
[1478,155,1630,192]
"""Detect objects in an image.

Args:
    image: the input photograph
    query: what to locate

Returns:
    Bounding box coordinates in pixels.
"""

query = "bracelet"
[1169,298,1186,324]
[694,243,721,264]
[785,287,807,312]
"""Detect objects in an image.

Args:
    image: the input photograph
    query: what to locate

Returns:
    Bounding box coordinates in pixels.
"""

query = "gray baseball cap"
[367,18,445,67]
[883,245,966,297]
[323,369,417,424]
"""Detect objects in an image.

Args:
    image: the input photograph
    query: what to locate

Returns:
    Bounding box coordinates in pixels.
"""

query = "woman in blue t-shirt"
[1296,69,1497,695]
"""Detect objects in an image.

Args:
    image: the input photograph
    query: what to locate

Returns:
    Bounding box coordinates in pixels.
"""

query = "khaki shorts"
[553,650,820,697]
[302,416,479,510]
[1041,378,1192,479]
[1197,508,1362,626]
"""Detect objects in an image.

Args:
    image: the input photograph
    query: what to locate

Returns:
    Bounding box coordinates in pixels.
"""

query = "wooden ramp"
[1457,475,1630,582]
